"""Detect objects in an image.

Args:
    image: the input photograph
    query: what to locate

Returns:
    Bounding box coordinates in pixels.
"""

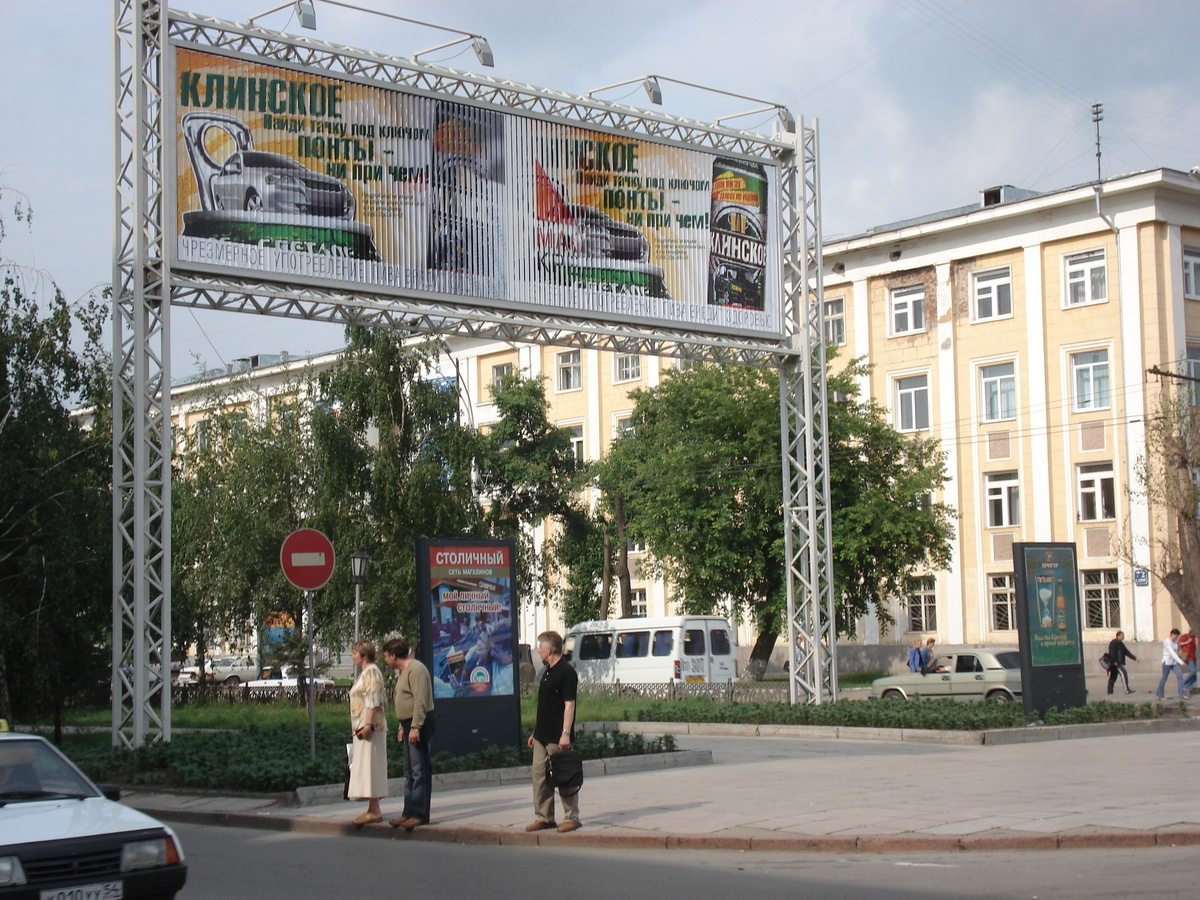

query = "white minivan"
[563,616,737,683]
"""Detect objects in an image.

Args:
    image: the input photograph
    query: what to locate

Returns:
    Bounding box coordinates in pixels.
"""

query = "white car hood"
[0,796,170,846]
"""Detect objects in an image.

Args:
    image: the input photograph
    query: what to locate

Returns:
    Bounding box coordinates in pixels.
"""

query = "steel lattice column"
[112,0,172,747]
[780,121,835,704]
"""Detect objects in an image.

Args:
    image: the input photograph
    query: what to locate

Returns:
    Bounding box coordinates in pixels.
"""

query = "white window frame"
[979,361,1016,422]
[1082,569,1120,628]
[890,285,926,336]
[1071,348,1111,412]
[1078,462,1116,521]
[985,471,1020,528]
[614,352,641,384]
[905,576,937,632]
[824,296,846,345]
[614,414,635,441]
[1185,246,1200,300]
[490,362,514,395]
[564,424,585,462]
[973,267,1013,322]
[1063,249,1107,306]
[989,574,1016,631]
[629,588,648,618]
[556,350,582,392]
[894,373,929,432]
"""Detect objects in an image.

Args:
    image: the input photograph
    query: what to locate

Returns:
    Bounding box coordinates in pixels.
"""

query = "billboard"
[172,47,782,338]
[415,538,521,756]
[1013,542,1087,719]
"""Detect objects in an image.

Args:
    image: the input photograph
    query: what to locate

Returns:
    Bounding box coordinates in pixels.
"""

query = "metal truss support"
[112,0,172,747]
[781,121,836,704]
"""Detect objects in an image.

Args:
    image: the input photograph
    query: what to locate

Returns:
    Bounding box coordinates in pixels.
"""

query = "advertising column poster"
[1013,542,1087,719]
[416,538,520,756]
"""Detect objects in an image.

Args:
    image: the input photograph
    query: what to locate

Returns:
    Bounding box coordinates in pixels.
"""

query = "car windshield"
[994,651,1020,670]
[0,739,98,805]
[242,151,301,170]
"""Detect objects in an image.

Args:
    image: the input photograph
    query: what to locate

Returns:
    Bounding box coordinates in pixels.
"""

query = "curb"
[135,808,1200,854]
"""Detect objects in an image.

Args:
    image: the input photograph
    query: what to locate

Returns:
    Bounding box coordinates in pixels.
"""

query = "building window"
[1071,349,1110,411]
[990,574,1016,631]
[1187,347,1200,407]
[980,361,1016,422]
[565,424,584,462]
[630,589,647,618]
[1078,462,1116,521]
[985,471,1020,527]
[894,374,929,432]
[905,576,937,632]
[556,350,582,392]
[1064,249,1107,306]
[890,286,925,336]
[615,352,641,383]
[824,297,846,345]
[627,539,647,554]
[1082,569,1120,628]
[973,267,1012,321]
[1185,247,1200,300]
[490,362,513,396]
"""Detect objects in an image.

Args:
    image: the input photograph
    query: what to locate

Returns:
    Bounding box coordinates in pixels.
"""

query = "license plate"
[40,882,123,900]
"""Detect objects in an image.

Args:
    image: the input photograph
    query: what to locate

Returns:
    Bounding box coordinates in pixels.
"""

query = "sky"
[4,0,1200,373]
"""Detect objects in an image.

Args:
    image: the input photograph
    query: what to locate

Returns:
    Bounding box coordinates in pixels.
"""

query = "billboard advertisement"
[172,47,782,338]
[1013,542,1087,720]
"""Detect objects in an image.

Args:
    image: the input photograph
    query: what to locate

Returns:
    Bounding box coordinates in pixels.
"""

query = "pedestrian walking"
[1154,628,1189,701]
[347,640,386,826]
[1105,629,1136,695]
[1180,628,1197,693]
[525,631,581,834]
[383,636,435,830]
[907,639,923,673]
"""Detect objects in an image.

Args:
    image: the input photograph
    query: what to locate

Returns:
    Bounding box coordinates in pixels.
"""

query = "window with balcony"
[1071,349,1110,411]
[980,361,1016,422]
[973,267,1013,321]
[1064,249,1107,306]
[894,374,929,432]
[890,285,925,336]
[985,471,1020,527]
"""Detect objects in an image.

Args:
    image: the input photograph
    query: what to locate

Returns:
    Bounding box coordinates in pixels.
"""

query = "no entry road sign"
[281,528,335,591]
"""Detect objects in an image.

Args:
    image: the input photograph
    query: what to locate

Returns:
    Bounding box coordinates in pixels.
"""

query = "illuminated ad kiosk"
[171,47,784,341]
[1012,542,1087,720]
[416,539,519,756]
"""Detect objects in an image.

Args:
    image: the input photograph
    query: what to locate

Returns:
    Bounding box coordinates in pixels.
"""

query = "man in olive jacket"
[384,637,435,829]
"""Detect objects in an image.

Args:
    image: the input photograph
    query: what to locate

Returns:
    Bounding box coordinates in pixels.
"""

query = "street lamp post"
[350,547,370,643]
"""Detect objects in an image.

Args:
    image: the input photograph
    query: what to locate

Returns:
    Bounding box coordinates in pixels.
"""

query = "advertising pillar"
[1013,543,1087,720]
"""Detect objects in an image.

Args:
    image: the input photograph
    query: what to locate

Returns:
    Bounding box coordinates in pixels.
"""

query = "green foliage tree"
[600,359,956,677]
[0,187,112,732]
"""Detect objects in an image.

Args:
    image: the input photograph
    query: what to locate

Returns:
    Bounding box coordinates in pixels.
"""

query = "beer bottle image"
[708,157,767,310]
[1055,582,1068,631]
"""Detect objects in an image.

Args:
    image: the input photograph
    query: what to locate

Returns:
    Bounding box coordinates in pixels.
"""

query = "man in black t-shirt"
[525,630,581,833]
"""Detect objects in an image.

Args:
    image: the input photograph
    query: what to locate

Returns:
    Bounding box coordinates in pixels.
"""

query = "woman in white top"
[348,639,387,825]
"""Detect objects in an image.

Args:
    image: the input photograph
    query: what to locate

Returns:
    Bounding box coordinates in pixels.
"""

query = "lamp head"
[643,76,663,106]
[472,37,495,67]
[295,0,317,29]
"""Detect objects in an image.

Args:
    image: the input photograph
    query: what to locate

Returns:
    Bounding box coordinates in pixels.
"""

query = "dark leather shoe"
[557,821,582,833]
[525,820,556,832]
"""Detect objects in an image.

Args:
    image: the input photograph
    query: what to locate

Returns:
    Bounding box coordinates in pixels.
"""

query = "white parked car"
[244,665,334,689]
[0,733,187,898]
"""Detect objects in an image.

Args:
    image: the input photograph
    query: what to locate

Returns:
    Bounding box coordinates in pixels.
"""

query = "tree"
[601,358,956,677]
[0,186,112,732]
[1135,377,1200,630]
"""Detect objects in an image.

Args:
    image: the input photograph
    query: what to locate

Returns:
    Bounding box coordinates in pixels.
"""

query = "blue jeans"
[1155,663,1187,699]
[400,718,434,823]
[1184,660,1198,692]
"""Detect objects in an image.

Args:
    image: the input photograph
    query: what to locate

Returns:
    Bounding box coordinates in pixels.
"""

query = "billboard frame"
[113,0,833,747]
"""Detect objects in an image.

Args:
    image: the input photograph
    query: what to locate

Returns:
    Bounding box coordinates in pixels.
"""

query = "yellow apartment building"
[167,167,1200,658]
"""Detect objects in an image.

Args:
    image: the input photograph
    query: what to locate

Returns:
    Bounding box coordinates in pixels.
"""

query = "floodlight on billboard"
[171,47,784,340]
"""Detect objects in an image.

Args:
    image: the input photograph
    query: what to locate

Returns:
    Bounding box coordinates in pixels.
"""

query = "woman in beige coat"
[348,639,387,825]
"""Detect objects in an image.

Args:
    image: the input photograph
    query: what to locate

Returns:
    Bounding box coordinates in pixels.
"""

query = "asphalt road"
[173,822,1200,899]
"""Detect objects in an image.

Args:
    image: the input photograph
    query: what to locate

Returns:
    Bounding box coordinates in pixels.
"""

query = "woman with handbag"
[348,639,387,825]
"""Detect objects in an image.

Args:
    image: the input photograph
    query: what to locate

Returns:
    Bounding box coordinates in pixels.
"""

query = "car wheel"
[224,676,241,686]
[244,190,263,212]
[985,690,1013,703]
[882,689,905,701]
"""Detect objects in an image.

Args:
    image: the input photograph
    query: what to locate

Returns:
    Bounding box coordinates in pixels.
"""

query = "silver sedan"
[870,648,1022,703]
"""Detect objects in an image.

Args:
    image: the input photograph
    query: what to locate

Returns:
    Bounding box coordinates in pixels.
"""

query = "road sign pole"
[307,589,316,762]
